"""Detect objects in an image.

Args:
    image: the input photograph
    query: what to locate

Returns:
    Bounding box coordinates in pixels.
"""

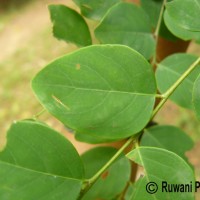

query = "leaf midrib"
[136,147,158,200]
[0,160,81,182]
[34,83,156,96]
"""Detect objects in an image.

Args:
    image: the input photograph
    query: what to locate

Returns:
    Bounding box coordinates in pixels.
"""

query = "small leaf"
[32,45,156,141]
[74,0,121,21]
[127,147,195,200]
[193,74,200,119]
[95,3,155,59]
[140,125,194,162]
[81,147,131,200]
[166,0,200,32]
[49,5,91,46]
[0,120,84,199]
[156,53,200,109]
[164,11,200,42]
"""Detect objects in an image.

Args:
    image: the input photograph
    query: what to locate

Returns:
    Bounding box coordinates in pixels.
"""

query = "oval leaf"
[32,45,156,141]
[193,74,200,119]
[164,11,200,42]
[81,147,131,200]
[95,3,155,59]
[49,5,91,46]
[156,53,200,109]
[74,0,121,21]
[141,125,194,162]
[126,147,195,200]
[166,0,200,32]
[0,120,84,199]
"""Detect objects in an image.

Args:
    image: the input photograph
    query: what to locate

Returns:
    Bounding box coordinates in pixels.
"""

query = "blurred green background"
[0,0,200,197]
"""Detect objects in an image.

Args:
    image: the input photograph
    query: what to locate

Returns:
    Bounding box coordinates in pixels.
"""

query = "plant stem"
[151,0,167,66]
[33,108,46,119]
[79,136,135,198]
[151,56,200,119]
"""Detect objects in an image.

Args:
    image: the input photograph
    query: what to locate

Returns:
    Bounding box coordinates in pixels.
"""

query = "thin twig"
[151,0,167,66]
[78,136,135,199]
[151,57,200,119]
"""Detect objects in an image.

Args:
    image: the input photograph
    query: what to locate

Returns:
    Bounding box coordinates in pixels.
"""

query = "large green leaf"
[193,74,200,119]
[32,45,156,141]
[156,53,200,109]
[0,120,84,199]
[166,0,200,32]
[49,5,91,46]
[95,3,155,59]
[127,147,195,200]
[141,125,194,162]
[81,147,131,200]
[74,0,121,21]
[164,11,200,42]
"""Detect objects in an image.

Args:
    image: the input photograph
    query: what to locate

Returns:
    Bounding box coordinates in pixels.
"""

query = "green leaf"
[140,0,163,29]
[124,182,134,200]
[49,5,91,46]
[164,11,200,42]
[166,0,200,32]
[140,125,194,162]
[141,0,177,41]
[73,0,81,7]
[127,147,195,200]
[75,132,116,144]
[193,74,200,119]
[32,45,156,141]
[74,0,121,21]
[156,53,200,109]
[95,3,155,59]
[81,147,131,200]
[0,120,84,199]
[140,0,173,29]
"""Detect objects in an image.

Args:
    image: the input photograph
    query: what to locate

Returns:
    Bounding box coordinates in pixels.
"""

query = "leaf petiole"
[33,108,46,119]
